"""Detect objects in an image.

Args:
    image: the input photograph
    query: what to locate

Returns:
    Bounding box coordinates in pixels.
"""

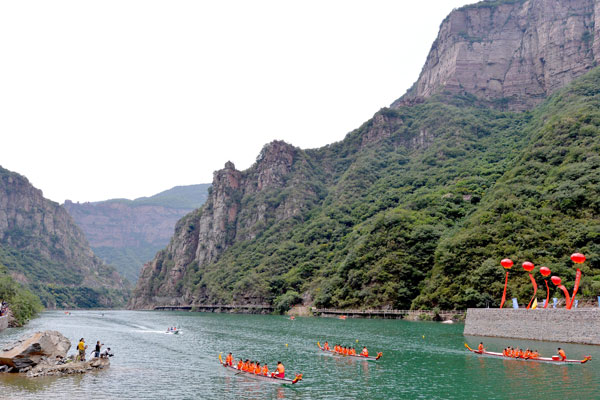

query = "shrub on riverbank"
[0,264,43,326]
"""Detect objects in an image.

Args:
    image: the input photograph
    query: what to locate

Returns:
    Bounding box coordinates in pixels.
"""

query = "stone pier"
[464,308,600,345]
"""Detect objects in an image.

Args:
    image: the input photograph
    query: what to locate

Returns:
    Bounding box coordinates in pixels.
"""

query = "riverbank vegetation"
[0,264,43,326]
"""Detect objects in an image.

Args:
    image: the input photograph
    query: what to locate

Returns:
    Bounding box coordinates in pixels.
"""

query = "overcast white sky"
[0,0,474,203]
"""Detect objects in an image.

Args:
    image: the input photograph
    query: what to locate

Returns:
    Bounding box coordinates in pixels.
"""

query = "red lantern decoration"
[568,253,584,310]
[570,253,586,264]
[522,262,537,309]
[551,275,571,308]
[540,266,551,309]
[522,261,535,272]
[499,259,513,308]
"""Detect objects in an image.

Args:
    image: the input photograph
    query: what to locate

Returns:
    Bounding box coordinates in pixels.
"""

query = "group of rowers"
[224,353,286,378]
[478,342,567,361]
[322,341,369,357]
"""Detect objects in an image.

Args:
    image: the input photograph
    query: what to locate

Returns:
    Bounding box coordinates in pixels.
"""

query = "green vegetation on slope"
[93,245,160,284]
[180,89,532,309]
[139,67,600,313]
[0,264,43,326]
[415,69,600,309]
[101,184,210,209]
[0,244,128,309]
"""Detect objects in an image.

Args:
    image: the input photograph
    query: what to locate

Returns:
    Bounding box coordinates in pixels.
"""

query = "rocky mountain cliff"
[0,166,128,308]
[395,0,600,110]
[63,184,210,282]
[130,0,600,311]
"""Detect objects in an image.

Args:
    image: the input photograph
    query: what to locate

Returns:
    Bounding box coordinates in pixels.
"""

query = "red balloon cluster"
[501,259,513,269]
[571,253,586,264]
[522,261,535,272]
[551,276,562,286]
[539,266,551,277]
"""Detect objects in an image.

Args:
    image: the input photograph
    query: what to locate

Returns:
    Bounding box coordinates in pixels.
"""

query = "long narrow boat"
[218,354,302,385]
[464,343,591,365]
[317,342,382,361]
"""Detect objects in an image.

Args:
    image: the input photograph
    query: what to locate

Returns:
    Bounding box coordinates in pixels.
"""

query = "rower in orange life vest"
[225,353,233,366]
[360,346,369,357]
[261,363,269,376]
[349,347,356,356]
[531,350,539,359]
[323,342,330,351]
[271,361,285,378]
[237,359,243,370]
[242,359,250,371]
[523,349,532,359]
[254,362,261,375]
[558,348,567,361]
[477,342,484,353]
[512,347,520,358]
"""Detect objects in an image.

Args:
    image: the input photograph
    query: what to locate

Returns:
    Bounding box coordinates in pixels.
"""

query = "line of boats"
[217,341,592,386]
[218,341,384,385]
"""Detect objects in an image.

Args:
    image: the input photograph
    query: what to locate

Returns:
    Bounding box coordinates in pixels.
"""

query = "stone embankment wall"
[464,309,600,345]
[0,316,8,331]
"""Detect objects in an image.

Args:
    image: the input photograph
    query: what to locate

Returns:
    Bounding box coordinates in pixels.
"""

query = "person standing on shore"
[94,341,103,358]
[77,338,87,361]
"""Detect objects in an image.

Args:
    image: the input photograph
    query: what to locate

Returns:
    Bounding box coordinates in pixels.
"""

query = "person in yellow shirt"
[77,338,87,362]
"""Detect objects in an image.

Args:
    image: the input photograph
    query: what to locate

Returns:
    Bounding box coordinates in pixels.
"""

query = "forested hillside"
[0,167,129,308]
[130,0,600,311]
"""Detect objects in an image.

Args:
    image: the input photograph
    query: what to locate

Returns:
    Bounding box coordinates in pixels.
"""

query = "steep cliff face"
[395,0,600,110]
[62,184,209,282]
[0,166,128,308]
[130,141,324,308]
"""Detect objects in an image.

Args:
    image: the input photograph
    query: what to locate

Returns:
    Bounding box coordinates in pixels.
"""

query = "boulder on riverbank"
[0,330,111,377]
[0,330,70,371]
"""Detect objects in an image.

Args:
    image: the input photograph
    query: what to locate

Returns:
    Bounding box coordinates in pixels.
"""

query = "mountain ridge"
[0,166,129,308]
[63,184,210,282]
[129,0,600,311]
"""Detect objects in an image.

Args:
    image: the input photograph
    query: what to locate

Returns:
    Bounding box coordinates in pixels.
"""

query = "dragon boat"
[317,342,382,361]
[218,354,302,385]
[465,343,591,364]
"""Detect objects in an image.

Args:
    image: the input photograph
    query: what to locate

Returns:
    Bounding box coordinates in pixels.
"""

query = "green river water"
[0,310,599,399]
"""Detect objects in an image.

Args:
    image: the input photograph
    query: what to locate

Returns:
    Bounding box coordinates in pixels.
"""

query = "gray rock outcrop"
[395,0,600,110]
[0,331,70,370]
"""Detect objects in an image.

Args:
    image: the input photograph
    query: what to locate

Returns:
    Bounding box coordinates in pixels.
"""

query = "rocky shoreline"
[0,330,110,377]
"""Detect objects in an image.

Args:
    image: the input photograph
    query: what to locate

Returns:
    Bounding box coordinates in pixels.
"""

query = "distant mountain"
[63,184,210,282]
[129,0,599,312]
[0,166,129,308]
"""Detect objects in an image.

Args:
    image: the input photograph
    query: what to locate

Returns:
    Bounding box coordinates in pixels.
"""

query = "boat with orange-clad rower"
[464,343,591,365]
[317,342,382,361]
[218,353,303,385]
